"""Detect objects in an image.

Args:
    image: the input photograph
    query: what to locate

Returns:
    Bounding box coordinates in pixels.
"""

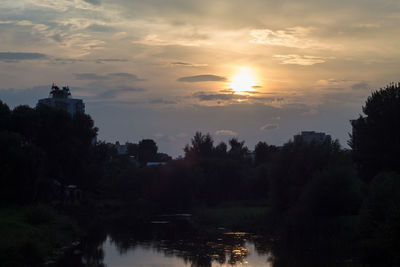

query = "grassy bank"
[0,205,81,267]
[193,201,269,232]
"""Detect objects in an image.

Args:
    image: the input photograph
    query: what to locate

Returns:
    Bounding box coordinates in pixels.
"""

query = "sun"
[229,67,257,94]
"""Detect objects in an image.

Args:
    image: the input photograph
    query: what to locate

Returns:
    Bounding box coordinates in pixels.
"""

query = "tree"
[184,132,214,160]
[349,82,400,181]
[214,142,228,158]
[267,137,343,213]
[11,105,40,142]
[0,100,11,131]
[126,143,139,157]
[359,172,400,264]
[228,138,248,160]
[254,141,278,165]
[138,139,158,163]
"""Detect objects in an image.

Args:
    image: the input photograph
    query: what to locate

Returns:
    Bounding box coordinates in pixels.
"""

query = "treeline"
[95,83,400,265]
[0,103,98,204]
[1,83,400,265]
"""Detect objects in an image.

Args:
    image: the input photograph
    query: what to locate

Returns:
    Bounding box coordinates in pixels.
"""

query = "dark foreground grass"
[0,205,81,267]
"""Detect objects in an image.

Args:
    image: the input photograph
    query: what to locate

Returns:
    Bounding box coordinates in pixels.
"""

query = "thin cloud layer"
[250,27,331,49]
[0,52,46,61]
[171,62,208,67]
[260,123,279,131]
[75,73,144,81]
[351,82,369,90]
[178,75,227,82]
[215,130,238,137]
[273,54,328,65]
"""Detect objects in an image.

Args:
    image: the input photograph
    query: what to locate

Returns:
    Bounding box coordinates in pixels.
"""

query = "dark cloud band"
[0,52,46,61]
[178,74,226,82]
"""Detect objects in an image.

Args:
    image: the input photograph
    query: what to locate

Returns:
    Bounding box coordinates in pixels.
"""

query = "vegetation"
[0,205,80,266]
[0,82,400,266]
[350,82,400,181]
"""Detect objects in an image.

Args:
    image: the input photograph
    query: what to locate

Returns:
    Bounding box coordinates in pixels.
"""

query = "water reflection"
[55,217,273,267]
[55,215,361,267]
[103,233,272,267]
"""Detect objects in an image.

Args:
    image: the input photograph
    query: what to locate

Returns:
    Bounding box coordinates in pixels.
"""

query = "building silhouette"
[38,84,85,115]
[294,131,329,143]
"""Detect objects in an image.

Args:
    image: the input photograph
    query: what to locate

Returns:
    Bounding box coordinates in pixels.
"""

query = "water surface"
[100,230,273,267]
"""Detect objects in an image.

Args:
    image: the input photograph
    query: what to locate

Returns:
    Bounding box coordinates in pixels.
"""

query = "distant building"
[294,131,330,143]
[146,162,167,167]
[38,84,85,115]
[115,141,128,155]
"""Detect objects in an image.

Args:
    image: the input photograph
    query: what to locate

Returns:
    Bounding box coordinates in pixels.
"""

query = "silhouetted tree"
[126,143,139,157]
[0,100,11,131]
[10,105,40,142]
[214,141,228,158]
[254,141,278,165]
[268,137,343,213]
[184,132,214,160]
[349,82,400,181]
[228,138,248,160]
[138,139,158,163]
[359,172,400,264]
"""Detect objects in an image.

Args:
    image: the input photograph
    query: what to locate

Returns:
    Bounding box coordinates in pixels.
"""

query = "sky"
[1,0,400,157]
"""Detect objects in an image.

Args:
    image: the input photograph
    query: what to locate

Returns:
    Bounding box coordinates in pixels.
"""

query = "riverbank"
[0,205,81,267]
[192,201,269,233]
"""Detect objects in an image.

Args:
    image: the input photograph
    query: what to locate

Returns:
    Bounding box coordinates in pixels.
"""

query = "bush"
[24,205,56,225]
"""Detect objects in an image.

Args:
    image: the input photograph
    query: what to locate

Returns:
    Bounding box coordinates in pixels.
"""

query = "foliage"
[358,172,400,264]
[2,81,400,266]
[138,139,158,163]
[254,141,278,165]
[184,132,214,160]
[0,102,98,204]
[350,82,400,180]
[0,205,80,267]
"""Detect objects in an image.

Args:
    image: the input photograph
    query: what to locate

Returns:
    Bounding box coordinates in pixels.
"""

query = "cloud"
[171,62,208,67]
[351,82,369,90]
[215,130,238,137]
[176,132,188,138]
[250,27,332,49]
[260,123,279,131]
[83,0,101,6]
[148,98,177,105]
[154,133,164,138]
[0,52,46,61]
[178,74,227,82]
[108,73,145,81]
[96,87,145,99]
[75,72,144,81]
[75,73,108,80]
[85,24,112,32]
[95,58,129,63]
[273,54,327,65]
[193,92,284,105]
[193,92,237,101]
[317,78,344,86]
[134,34,211,47]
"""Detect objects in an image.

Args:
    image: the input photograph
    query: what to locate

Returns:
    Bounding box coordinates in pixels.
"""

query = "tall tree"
[0,100,11,131]
[254,141,278,165]
[138,139,158,163]
[184,132,214,160]
[349,82,400,181]
[228,138,248,160]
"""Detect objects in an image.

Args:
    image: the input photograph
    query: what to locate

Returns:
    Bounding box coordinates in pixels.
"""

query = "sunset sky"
[1,0,399,156]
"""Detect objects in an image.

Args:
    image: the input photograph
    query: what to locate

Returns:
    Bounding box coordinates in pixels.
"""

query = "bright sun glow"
[230,67,257,94]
